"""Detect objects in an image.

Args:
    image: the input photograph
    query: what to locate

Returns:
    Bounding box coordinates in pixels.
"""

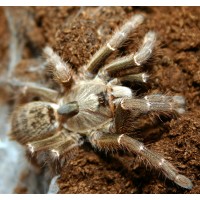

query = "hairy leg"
[85,14,145,77]
[89,131,193,189]
[121,94,185,115]
[99,31,156,80]
[1,78,59,102]
[44,46,73,87]
[27,129,82,159]
[27,129,83,173]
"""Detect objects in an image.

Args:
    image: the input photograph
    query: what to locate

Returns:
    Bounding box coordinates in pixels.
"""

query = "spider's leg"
[1,78,59,102]
[117,73,149,84]
[107,72,149,91]
[85,14,145,77]
[99,31,156,81]
[89,131,193,189]
[44,46,72,87]
[113,94,185,139]
[27,130,82,173]
[121,94,186,115]
[27,129,82,159]
[21,83,58,102]
[49,132,83,160]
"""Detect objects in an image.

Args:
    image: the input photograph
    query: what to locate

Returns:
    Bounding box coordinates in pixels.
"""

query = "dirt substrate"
[0,7,199,194]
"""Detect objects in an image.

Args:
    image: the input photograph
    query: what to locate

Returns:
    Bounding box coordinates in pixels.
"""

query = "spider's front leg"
[89,131,193,190]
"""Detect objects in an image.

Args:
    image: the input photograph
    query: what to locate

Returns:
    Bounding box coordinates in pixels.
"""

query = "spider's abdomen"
[10,101,59,144]
[62,79,112,133]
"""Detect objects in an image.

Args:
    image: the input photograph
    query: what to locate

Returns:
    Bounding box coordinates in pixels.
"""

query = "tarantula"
[9,14,193,190]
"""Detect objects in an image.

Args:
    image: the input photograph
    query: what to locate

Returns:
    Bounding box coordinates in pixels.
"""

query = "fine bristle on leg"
[86,14,145,76]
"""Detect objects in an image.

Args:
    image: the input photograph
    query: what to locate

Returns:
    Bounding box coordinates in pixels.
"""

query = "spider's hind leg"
[27,129,83,161]
[89,131,193,189]
[85,14,145,78]
[27,130,83,173]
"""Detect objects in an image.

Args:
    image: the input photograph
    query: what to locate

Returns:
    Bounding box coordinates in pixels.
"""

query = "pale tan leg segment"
[44,46,72,86]
[99,31,156,79]
[121,94,185,115]
[89,132,193,189]
[86,14,145,76]
[2,78,59,102]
